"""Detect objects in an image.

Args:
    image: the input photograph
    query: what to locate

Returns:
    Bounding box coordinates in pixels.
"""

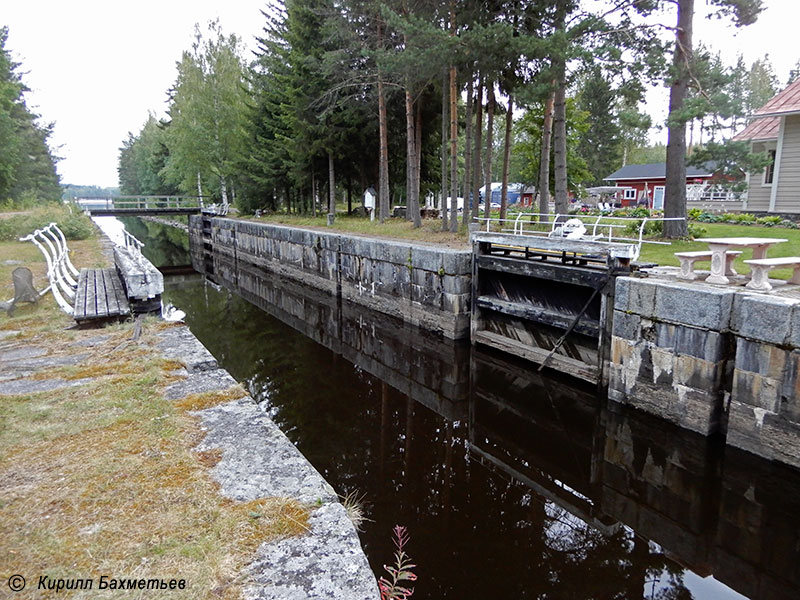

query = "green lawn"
[639,223,800,280]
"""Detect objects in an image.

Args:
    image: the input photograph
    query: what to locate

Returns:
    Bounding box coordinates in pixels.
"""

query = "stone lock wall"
[609,276,800,468]
[189,216,472,339]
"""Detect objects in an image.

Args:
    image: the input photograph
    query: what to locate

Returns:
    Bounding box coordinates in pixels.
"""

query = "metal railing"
[19,223,79,315]
[75,196,205,211]
[122,229,145,256]
[474,212,685,261]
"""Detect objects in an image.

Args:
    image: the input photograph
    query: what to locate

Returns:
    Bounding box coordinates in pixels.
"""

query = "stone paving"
[0,323,379,599]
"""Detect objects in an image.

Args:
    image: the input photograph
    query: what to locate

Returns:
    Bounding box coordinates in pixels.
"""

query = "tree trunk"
[196,171,203,199]
[553,76,569,215]
[220,176,229,206]
[441,71,449,230]
[472,77,483,221]
[415,100,422,221]
[405,88,420,227]
[377,20,390,223]
[328,151,335,225]
[449,64,458,233]
[538,88,555,219]
[664,0,693,239]
[462,76,473,227]
[499,94,513,222]
[312,170,317,217]
[483,82,495,217]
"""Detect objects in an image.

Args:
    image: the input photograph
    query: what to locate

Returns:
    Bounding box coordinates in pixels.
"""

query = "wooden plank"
[477,255,608,287]
[475,296,600,338]
[102,269,120,315]
[74,269,89,320]
[106,268,131,317]
[474,330,599,383]
[85,268,97,318]
[95,269,109,318]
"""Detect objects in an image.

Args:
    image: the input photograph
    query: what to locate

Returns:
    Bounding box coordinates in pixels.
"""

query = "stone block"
[614,277,657,317]
[657,323,729,362]
[653,280,734,331]
[673,354,722,391]
[410,246,443,272]
[442,292,470,314]
[441,250,472,275]
[731,370,782,412]
[734,338,788,380]
[731,293,797,345]
[781,351,800,422]
[612,310,641,341]
[442,274,471,295]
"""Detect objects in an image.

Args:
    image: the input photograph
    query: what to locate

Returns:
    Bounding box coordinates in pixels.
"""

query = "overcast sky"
[3,0,799,188]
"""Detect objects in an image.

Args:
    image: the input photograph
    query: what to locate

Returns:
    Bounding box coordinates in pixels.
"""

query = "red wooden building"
[603,162,715,209]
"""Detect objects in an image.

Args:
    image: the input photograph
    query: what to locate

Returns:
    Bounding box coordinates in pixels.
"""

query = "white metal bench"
[674,250,741,281]
[744,257,800,291]
[19,223,80,314]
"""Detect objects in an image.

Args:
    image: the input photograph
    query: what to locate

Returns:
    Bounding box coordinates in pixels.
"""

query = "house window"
[764,149,776,185]
[624,189,636,200]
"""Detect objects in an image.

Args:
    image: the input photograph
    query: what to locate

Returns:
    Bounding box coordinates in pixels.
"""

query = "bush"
[732,212,756,224]
[696,212,721,223]
[756,216,783,227]
[0,204,94,242]
[780,219,799,229]
[687,208,703,220]
[688,223,707,238]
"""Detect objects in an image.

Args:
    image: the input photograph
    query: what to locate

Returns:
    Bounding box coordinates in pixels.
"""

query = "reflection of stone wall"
[189,216,471,339]
[602,407,800,600]
[609,276,800,468]
[601,406,719,570]
[202,253,469,420]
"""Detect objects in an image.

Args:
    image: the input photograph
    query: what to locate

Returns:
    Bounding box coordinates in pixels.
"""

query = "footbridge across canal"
[75,196,226,217]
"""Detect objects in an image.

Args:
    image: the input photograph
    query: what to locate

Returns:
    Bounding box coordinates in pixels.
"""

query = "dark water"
[128,218,800,600]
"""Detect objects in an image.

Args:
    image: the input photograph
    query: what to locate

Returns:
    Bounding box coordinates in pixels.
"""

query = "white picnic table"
[694,237,788,285]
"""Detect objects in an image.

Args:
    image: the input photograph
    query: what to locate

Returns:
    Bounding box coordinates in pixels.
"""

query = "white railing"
[19,223,79,315]
[122,229,145,256]
[474,212,685,261]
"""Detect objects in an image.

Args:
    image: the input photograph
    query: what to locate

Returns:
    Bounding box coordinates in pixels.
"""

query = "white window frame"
[623,188,637,200]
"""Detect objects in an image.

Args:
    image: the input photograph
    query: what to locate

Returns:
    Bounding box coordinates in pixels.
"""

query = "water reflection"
[137,217,800,600]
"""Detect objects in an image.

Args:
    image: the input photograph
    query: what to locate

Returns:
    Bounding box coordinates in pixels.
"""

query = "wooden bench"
[744,257,800,291]
[74,268,131,324]
[675,250,741,281]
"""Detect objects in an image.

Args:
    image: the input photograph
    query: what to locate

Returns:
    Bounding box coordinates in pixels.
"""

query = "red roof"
[733,116,780,141]
[754,77,800,118]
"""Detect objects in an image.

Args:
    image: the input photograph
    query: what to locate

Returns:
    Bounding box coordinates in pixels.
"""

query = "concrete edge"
[155,324,379,600]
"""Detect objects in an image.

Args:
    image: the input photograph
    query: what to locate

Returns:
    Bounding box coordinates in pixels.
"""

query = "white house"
[733,77,800,213]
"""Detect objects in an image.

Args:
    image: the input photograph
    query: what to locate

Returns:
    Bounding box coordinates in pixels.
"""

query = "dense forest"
[116,0,776,237]
[0,26,61,207]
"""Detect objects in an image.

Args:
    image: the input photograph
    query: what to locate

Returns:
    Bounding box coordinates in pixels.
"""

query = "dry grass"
[247,213,470,249]
[176,385,249,412]
[0,238,311,599]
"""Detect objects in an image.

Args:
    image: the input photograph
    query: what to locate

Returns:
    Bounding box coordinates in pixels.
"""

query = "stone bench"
[744,257,800,291]
[675,250,741,281]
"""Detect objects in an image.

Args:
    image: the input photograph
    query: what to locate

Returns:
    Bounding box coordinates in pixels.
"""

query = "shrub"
[732,212,756,224]
[756,216,783,227]
[696,212,721,223]
[0,204,94,241]
[687,208,703,220]
[688,223,707,238]
[780,219,799,229]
